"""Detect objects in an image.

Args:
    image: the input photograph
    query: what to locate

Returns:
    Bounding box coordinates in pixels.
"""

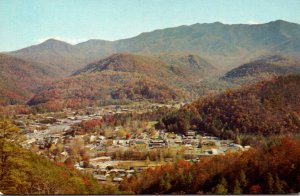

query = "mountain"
[28,53,209,109]
[156,53,217,80]
[159,75,300,137]
[114,20,300,63]
[73,53,173,77]
[8,20,300,75]
[221,55,300,84]
[9,39,87,76]
[0,54,57,105]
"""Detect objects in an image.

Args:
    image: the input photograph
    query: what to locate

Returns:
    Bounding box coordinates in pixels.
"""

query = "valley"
[1,19,300,194]
[14,101,250,186]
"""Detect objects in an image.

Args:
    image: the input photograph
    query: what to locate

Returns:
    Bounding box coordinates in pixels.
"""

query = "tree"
[116,129,127,138]
[159,150,164,162]
[239,170,248,189]
[266,172,274,193]
[155,120,165,129]
[159,173,171,192]
[233,179,242,194]
[249,185,261,194]
[81,151,90,168]
[235,135,241,145]
[69,137,85,162]
[145,156,150,166]
[274,174,284,193]
[0,119,21,188]
[213,177,228,194]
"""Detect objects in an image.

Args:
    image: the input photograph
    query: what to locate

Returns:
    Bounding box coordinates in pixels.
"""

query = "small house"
[186,130,196,139]
[149,139,167,148]
[113,177,123,182]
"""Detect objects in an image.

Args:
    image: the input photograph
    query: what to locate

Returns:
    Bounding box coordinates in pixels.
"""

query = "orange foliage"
[120,137,300,194]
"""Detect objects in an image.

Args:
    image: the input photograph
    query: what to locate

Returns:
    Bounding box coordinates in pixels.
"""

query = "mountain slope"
[160,75,300,137]
[0,54,56,105]
[221,55,300,84]
[156,53,216,80]
[9,39,87,76]
[120,137,300,194]
[0,120,118,195]
[8,20,300,75]
[28,53,202,109]
[73,53,173,77]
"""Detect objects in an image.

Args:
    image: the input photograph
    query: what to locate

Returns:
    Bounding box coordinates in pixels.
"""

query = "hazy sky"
[1,0,300,51]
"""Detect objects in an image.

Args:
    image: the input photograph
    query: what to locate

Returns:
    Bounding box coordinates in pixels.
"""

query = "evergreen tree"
[233,179,242,194]
[266,172,274,193]
[213,177,228,194]
[239,170,248,188]
[145,156,150,165]
[274,174,284,193]
[159,173,171,192]
[235,135,241,145]
[159,150,164,162]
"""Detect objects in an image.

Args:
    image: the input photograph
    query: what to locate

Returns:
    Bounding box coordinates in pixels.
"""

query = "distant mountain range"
[8,20,300,76]
[1,20,300,107]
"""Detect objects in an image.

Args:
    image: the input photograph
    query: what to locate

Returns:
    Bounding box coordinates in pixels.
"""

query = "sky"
[0,0,300,51]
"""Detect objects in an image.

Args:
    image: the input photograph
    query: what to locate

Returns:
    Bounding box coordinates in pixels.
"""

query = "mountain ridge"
[8,20,300,76]
[221,54,300,84]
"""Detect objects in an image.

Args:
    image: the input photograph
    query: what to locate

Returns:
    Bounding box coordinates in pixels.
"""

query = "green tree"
[274,174,284,193]
[159,150,164,162]
[235,135,241,145]
[239,170,248,188]
[213,177,228,194]
[233,179,242,194]
[145,156,150,165]
[0,119,119,195]
[159,173,171,192]
[0,119,22,192]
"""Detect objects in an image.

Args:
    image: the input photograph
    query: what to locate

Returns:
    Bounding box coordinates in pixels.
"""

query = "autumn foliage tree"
[0,119,121,194]
[161,75,300,141]
[120,137,300,194]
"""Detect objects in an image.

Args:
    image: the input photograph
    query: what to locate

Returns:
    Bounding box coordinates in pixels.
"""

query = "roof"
[110,169,126,173]
[113,177,123,182]
[91,156,112,161]
[94,175,108,181]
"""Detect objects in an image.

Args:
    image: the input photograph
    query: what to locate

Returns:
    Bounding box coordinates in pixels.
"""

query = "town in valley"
[15,102,250,184]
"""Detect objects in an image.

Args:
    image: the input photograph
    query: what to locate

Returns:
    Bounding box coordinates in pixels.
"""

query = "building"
[113,177,123,182]
[91,156,112,162]
[186,130,196,139]
[149,139,167,148]
[94,174,108,181]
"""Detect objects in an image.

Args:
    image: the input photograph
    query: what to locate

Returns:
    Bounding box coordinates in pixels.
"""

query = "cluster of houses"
[86,129,249,153]
[74,156,140,183]
[14,102,251,184]
[93,168,135,182]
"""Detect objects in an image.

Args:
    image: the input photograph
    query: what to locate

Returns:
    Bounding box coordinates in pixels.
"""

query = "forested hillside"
[0,54,56,105]
[28,71,187,110]
[120,137,300,194]
[28,53,216,110]
[159,75,300,140]
[222,55,300,84]
[0,119,120,194]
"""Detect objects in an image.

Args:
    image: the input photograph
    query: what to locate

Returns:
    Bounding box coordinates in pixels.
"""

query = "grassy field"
[116,160,163,169]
